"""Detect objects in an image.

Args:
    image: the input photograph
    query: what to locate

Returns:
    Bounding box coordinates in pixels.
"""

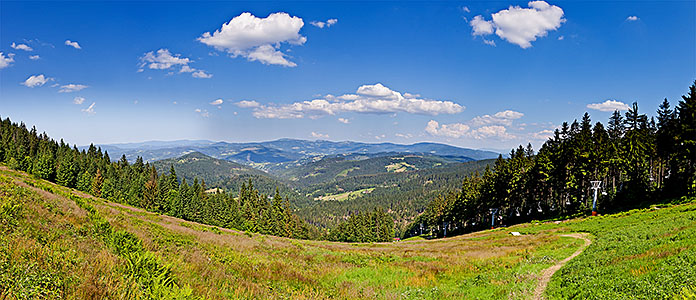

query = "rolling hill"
[269,152,471,186]
[3,165,694,299]
[151,152,309,206]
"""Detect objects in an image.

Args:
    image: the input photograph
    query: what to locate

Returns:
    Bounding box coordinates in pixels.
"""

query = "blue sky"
[1,1,694,151]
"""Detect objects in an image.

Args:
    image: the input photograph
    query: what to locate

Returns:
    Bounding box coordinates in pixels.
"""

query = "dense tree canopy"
[406,81,696,238]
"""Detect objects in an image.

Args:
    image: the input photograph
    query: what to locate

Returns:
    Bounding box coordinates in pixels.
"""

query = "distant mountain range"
[86,139,501,168]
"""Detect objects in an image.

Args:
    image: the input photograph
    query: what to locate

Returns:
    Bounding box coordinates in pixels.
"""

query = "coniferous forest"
[405,81,696,238]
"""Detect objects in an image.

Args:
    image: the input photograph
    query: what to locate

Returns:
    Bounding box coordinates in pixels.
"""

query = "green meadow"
[1,166,695,299]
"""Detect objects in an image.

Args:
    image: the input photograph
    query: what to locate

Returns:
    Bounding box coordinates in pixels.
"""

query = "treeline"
[0,119,318,239]
[327,207,394,242]
[406,81,696,238]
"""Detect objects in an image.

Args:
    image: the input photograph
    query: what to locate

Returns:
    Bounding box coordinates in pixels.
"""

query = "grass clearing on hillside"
[2,166,695,299]
[315,188,375,202]
[385,162,416,173]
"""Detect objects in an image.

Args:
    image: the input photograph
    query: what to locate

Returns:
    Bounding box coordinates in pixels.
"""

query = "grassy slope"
[1,166,695,299]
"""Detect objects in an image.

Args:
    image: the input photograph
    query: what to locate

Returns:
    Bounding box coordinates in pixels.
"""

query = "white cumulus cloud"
[470,110,524,126]
[470,1,565,48]
[210,99,224,105]
[426,120,514,140]
[59,84,88,93]
[29,55,40,60]
[586,100,630,112]
[626,16,639,21]
[426,109,523,140]
[250,83,464,119]
[471,15,494,36]
[338,118,350,124]
[81,102,96,115]
[65,40,81,49]
[21,74,51,87]
[11,42,33,51]
[425,120,471,138]
[73,96,85,105]
[198,12,306,67]
[0,52,14,69]
[192,70,212,78]
[141,49,190,70]
[140,49,212,78]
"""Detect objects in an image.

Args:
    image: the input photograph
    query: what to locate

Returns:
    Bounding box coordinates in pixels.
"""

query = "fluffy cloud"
[248,83,464,119]
[210,99,223,105]
[0,52,14,69]
[59,84,88,93]
[426,120,514,140]
[192,70,212,78]
[236,100,261,108]
[29,55,40,60]
[626,16,639,21]
[470,1,565,48]
[140,49,212,78]
[338,118,350,124]
[73,96,85,105]
[65,40,81,49]
[426,109,523,140]
[21,74,51,87]
[473,125,513,139]
[311,132,329,139]
[471,15,494,36]
[470,110,524,126]
[81,102,96,115]
[425,120,471,138]
[198,12,306,67]
[311,18,338,28]
[587,100,630,112]
[11,42,33,51]
[141,49,190,70]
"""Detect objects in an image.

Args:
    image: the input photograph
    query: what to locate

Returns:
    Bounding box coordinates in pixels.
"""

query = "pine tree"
[56,156,77,188]
[32,151,55,181]
[77,170,92,192]
[676,81,696,195]
[92,169,104,197]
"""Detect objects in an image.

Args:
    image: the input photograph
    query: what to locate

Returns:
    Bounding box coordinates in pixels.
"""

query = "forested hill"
[297,158,495,233]
[152,151,310,207]
[407,81,696,239]
[153,151,268,179]
[271,153,472,186]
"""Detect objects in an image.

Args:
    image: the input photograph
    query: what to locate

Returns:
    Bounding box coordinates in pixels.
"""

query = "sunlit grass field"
[1,166,694,299]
